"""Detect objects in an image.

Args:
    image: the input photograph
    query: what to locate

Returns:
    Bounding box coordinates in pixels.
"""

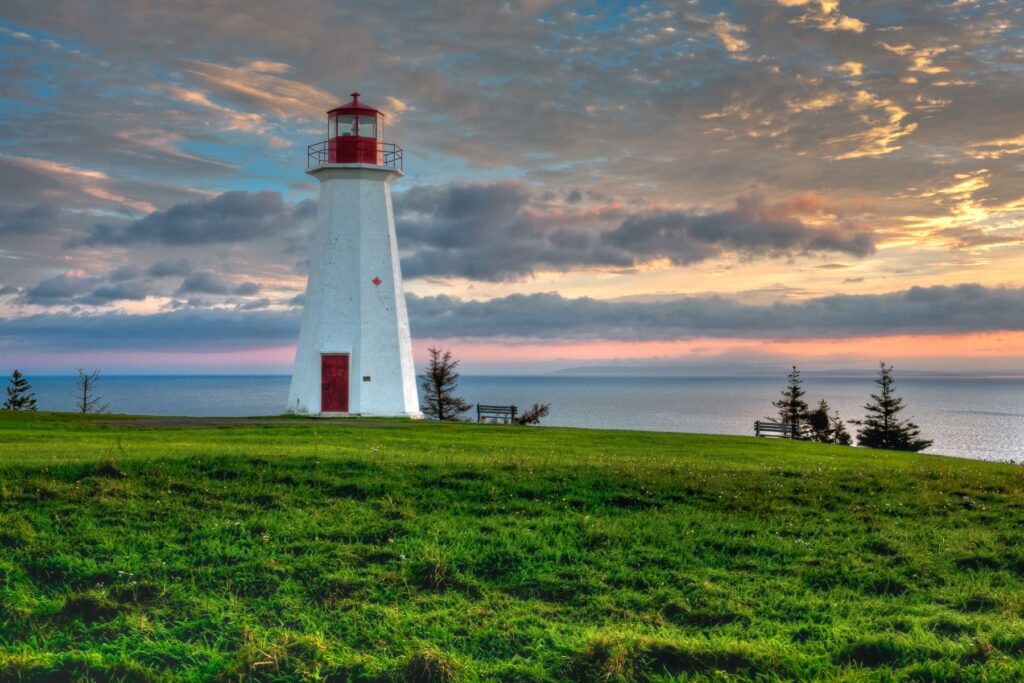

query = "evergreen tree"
[856,362,932,452]
[420,347,472,421]
[831,411,852,446]
[772,366,809,438]
[806,399,832,443]
[806,398,852,445]
[2,370,37,411]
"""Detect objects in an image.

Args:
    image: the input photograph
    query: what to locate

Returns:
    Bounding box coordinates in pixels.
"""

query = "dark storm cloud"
[108,265,144,282]
[395,183,875,280]
[19,271,153,305]
[0,309,301,351]
[407,284,1024,340]
[1,284,1021,351]
[395,181,628,280]
[177,271,229,295]
[88,281,149,303]
[21,273,99,304]
[147,258,193,278]
[605,195,876,263]
[175,271,262,296]
[68,191,316,247]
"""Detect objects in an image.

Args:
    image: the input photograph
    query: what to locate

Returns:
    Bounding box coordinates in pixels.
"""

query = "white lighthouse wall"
[287,165,421,417]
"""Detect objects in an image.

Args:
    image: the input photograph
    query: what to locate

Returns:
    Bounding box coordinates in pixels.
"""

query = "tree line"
[771,363,932,452]
[1,369,109,413]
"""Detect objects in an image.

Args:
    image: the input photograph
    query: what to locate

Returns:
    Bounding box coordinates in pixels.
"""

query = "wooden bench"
[755,420,798,438]
[477,404,517,423]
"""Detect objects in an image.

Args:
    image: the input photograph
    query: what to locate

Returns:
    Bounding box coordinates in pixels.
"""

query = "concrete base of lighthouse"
[287,164,421,418]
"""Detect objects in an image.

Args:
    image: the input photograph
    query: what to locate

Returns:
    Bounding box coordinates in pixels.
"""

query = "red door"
[321,355,349,412]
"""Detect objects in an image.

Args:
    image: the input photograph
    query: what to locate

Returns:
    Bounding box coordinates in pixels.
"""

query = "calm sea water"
[22,375,1024,462]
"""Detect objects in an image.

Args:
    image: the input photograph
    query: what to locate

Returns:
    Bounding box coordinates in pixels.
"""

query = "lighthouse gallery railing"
[307,140,403,171]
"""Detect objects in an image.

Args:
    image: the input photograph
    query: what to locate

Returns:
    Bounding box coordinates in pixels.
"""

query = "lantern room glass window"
[332,115,355,137]
[358,115,377,138]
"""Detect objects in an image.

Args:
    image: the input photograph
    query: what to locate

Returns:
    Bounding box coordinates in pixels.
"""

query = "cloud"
[0,156,157,214]
[108,265,144,282]
[0,204,60,235]
[879,42,948,74]
[603,194,875,262]
[967,134,1024,160]
[0,309,300,351]
[826,91,917,160]
[147,258,193,278]
[828,61,864,77]
[408,284,1024,340]
[175,271,261,297]
[3,284,1021,351]
[708,16,749,54]
[21,272,99,304]
[779,0,867,33]
[181,60,335,121]
[18,269,153,305]
[236,298,271,310]
[178,270,229,295]
[396,183,875,280]
[68,191,316,247]
[89,280,149,302]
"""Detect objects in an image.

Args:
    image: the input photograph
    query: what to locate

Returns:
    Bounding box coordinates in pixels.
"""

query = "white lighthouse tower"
[288,92,420,417]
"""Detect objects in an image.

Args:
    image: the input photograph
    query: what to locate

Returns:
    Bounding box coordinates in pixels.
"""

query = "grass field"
[0,411,1022,682]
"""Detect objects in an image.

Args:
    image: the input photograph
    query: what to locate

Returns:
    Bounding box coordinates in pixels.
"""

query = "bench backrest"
[755,420,797,436]
[477,404,518,421]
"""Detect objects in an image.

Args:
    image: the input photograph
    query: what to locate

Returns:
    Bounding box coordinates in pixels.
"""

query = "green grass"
[0,411,1022,682]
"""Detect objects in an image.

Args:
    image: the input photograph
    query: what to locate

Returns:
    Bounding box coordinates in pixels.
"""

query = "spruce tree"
[420,347,472,421]
[830,411,852,446]
[772,365,808,438]
[806,399,832,443]
[805,398,852,445]
[856,362,932,452]
[3,370,37,411]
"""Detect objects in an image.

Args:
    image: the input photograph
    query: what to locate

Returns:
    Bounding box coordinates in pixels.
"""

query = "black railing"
[307,140,403,170]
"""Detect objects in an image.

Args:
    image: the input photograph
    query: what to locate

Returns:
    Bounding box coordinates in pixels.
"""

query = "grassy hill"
[0,412,1022,682]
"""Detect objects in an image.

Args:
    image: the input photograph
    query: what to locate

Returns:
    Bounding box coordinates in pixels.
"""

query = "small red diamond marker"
[371,276,382,286]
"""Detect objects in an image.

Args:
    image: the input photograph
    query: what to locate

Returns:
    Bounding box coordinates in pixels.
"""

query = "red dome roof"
[327,92,385,116]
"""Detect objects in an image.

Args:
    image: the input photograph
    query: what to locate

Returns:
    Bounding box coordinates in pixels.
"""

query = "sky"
[0,0,1023,375]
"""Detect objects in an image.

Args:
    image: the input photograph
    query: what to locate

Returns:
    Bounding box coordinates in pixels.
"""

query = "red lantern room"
[327,92,384,164]
[309,92,402,170]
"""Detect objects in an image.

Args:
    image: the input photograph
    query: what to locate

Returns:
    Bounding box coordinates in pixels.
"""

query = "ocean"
[19,374,1024,463]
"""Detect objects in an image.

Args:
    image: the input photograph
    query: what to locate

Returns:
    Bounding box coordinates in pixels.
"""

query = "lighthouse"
[287,93,421,417]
